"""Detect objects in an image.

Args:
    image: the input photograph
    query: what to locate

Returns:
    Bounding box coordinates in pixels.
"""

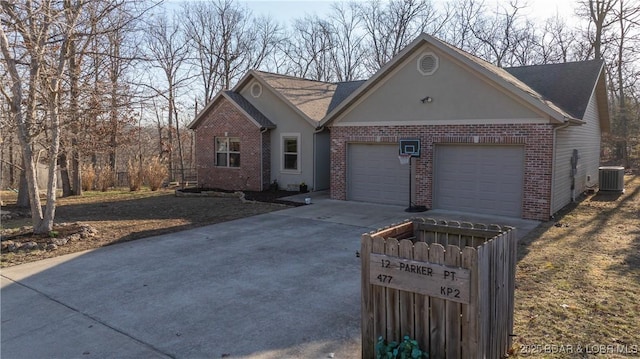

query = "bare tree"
[442,0,484,52]
[466,0,530,67]
[1,0,84,233]
[357,0,432,72]
[610,0,640,165]
[182,0,280,102]
[284,14,335,81]
[578,0,619,60]
[145,12,191,182]
[328,2,366,81]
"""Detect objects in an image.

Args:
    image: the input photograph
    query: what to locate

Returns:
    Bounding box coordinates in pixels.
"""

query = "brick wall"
[193,98,266,191]
[330,124,555,220]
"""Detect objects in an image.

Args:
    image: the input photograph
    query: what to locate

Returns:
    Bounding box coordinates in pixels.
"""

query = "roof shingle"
[223,91,275,129]
[504,60,604,120]
[255,71,363,122]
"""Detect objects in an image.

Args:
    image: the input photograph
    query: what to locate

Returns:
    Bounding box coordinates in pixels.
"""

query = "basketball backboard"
[399,139,421,157]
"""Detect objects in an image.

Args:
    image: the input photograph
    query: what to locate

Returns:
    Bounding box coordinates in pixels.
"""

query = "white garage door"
[348,144,409,206]
[434,145,524,217]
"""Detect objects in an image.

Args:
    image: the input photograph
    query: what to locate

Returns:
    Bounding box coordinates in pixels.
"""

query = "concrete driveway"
[1,195,538,359]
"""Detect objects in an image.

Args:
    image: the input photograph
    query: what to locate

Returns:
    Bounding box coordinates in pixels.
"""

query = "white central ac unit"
[599,166,625,192]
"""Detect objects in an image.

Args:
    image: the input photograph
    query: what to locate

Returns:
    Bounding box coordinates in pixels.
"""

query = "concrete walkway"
[1,196,539,359]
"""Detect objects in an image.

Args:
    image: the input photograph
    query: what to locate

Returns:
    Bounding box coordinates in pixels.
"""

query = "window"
[282,134,300,171]
[215,137,240,168]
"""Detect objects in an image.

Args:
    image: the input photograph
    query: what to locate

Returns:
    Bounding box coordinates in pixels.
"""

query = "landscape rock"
[19,242,38,251]
[51,237,69,246]
[1,210,12,220]
[1,240,17,252]
[67,233,81,242]
[46,244,58,251]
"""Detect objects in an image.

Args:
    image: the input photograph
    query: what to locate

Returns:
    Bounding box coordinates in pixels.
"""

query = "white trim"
[332,118,551,127]
[280,132,301,174]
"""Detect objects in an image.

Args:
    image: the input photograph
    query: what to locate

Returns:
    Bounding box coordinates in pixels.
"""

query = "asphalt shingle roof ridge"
[253,70,336,85]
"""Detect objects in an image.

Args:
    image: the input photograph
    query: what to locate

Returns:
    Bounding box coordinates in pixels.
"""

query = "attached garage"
[347,144,409,206]
[433,145,524,217]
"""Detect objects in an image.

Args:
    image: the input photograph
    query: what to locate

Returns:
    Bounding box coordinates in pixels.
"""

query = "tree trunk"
[37,84,63,234]
[8,139,15,187]
[59,151,72,197]
[72,147,82,196]
[17,169,29,208]
[167,84,174,181]
[174,106,185,186]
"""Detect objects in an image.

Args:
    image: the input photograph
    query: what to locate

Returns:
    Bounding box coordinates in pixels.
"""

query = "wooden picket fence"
[361,218,517,359]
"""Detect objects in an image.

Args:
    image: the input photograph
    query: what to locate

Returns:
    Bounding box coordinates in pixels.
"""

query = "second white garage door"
[433,145,524,217]
[348,144,409,206]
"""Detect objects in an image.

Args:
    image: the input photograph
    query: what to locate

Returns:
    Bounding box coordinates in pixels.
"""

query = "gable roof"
[231,70,364,128]
[255,71,337,123]
[505,60,610,130]
[188,91,275,130]
[320,33,608,127]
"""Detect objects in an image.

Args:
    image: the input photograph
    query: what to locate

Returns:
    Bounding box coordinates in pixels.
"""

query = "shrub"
[81,164,96,191]
[376,336,428,359]
[127,159,143,191]
[144,156,168,191]
[95,165,115,192]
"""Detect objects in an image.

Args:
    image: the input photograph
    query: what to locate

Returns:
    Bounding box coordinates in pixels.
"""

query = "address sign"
[369,253,471,304]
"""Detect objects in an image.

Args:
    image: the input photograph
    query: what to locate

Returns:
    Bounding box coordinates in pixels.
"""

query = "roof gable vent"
[418,52,439,76]
[250,82,262,98]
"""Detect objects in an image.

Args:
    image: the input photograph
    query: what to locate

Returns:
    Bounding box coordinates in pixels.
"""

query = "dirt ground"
[512,175,640,358]
[0,188,290,267]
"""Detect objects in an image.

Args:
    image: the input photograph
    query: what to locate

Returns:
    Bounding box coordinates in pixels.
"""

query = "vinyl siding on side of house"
[552,93,602,214]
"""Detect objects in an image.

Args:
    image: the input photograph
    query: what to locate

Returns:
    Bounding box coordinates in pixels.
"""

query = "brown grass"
[0,188,287,267]
[512,175,640,358]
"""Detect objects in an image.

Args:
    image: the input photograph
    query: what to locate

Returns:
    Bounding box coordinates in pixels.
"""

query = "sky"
[239,0,579,24]
[167,0,581,25]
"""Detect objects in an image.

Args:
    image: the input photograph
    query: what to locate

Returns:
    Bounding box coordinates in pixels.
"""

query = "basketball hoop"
[398,153,411,165]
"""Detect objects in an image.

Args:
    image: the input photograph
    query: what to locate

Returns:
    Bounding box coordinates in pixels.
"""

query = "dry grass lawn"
[512,175,640,358]
[0,188,287,267]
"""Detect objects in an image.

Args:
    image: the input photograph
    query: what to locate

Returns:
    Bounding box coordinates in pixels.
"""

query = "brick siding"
[193,98,267,191]
[330,124,554,221]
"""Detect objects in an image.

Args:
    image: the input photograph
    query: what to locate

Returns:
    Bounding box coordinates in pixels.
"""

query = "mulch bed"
[177,187,305,207]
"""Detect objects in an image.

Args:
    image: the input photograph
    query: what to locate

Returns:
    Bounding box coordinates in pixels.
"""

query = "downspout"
[260,127,269,191]
[550,119,571,219]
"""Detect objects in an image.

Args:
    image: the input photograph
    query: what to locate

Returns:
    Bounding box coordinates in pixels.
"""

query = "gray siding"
[314,130,331,190]
[552,93,602,214]
[335,43,543,125]
[239,82,316,190]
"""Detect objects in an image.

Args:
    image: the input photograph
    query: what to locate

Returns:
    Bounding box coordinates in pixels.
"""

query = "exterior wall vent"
[250,82,262,98]
[417,52,439,75]
[598,166,625,192]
